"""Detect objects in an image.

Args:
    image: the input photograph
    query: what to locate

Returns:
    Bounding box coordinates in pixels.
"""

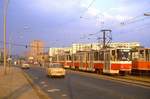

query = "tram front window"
[145,49,150,61]
[117,49,130,61]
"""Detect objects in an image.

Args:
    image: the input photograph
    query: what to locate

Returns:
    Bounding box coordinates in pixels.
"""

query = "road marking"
[34,77,38,79]
[40,81,45,84]
[47,88,61,93]
[62,94,67,97]
[43,84,48,87]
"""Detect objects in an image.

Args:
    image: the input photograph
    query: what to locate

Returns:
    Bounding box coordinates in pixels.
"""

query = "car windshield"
[49,64,63,68]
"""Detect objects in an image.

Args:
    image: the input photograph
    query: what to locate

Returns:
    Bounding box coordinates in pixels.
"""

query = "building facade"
[49,42,141,57]
[71,42,141,53]
[29,40,44,62]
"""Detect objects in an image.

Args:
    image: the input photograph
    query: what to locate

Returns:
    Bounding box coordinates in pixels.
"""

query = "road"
[24,66,150,99]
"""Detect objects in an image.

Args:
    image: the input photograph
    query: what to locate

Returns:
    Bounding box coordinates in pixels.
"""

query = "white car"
[21,63,30,69]
[47,63,66,77]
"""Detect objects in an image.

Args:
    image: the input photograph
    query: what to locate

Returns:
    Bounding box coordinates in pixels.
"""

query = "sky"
[0,0,150,55]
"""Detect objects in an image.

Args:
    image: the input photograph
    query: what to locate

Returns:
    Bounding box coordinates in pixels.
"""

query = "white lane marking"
[47,88,61,93]
[34,77,38,79]
[43,84,48,87]
[62,94,67,97]
[40,81,45,84]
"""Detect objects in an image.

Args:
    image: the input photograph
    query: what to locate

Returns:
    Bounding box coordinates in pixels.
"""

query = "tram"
[61,47,132,75]
[102,48,132,75]
[131,48,150,75]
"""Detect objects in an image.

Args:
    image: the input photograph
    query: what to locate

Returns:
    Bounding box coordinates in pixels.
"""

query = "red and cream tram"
[62,47,132,75]
[131,48,150,75]
[71,48,132,75]
[102,48,132,75]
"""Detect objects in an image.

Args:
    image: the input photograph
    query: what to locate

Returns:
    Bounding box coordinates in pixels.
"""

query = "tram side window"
[59,56,61,61]
[90,52,94,61]
[61,56,64,61]
[59,55,63,61]
[52,56,57,61]
[63,55,65,61]
[87,53,90,61]
[117,49,130,61]
[70,55,72,61]
[111,50,116,61]
[94,52,99,61]
[74,55,77,61]
[83,53,86,61]
[99,51,104,61]
[139,50,144,59]
[68,55,72,61]
[145,49,150,61]
[66,55,68,61]
[63,56,66,61]
[78,55,81,61]
[78,53,83,61]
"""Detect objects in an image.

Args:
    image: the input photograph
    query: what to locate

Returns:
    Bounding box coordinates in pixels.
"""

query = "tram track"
[69,70,150,89]
[111,76,150,88]
[116,75,150,83]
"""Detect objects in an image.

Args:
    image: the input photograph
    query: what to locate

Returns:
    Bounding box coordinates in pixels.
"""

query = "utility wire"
[120,8,150,26]
[87,0,96,9]
[122,23,150,34]
[0,41,51,49]
[80,30,100,39]
[80,0,96,18]
[56,0,96,26]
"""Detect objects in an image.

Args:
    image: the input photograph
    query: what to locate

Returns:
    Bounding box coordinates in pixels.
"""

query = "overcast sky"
[0,0,150,55]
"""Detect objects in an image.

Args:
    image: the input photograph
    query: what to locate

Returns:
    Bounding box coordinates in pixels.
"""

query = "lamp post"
[144,13,150,16]
[3,0,9,75]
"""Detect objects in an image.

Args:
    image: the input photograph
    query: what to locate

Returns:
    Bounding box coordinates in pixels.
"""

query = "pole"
[72,43,74,68]
[144,13,150,16]
[101,29,112,49]
[3,0,9,75]
[4,12,7,75]
[103,30,106,48]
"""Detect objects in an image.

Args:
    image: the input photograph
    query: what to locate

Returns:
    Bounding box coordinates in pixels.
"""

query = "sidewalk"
[0,66,41,99]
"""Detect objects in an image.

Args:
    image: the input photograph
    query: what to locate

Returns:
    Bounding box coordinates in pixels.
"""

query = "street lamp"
[3,0,9,75]
[144,13,150,16]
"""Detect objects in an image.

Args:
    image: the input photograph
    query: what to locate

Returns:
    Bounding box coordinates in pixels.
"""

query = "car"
[34,61,38,65]
[21,63,30,69]
[47,63,66,77]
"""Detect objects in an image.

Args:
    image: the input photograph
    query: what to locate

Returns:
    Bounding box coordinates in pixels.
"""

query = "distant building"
[71,42,141,53]
[108,42,141,48]
[49,42,141,56]
[49,47,71,62]
[49,47,71,56]
[29,40,44,62]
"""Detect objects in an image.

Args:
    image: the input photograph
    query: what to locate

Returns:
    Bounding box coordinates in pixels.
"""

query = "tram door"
[103,50,111,73]
[79,52,84,70]
[145,49,150,61]
[88,51,94,71]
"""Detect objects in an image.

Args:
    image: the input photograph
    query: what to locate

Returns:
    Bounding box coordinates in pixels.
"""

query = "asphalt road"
[24,66,150,99]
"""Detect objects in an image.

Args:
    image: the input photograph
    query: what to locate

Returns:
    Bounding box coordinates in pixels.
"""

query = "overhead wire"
[120,8,150,27]
[47,0,97,47]
[122,23,150,34]
[0,41,51,49]
[56,0,96,28]
[80,30,100,39]
[80,0,96,18]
